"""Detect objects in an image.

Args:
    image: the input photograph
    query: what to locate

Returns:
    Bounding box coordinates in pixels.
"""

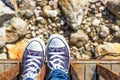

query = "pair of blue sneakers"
[21,34,70,80]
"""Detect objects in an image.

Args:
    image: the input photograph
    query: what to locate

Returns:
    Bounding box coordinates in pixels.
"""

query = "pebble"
[0,53,7,59]
[111,25,120,32]
[31,31,36,37]
[23,9,34,19]
[99,25,109,38]
[1,0,120,60]
[92,18,101,26]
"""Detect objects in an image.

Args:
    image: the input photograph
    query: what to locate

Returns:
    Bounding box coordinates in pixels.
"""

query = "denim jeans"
[25,69,69,80]
[48,69,70,80]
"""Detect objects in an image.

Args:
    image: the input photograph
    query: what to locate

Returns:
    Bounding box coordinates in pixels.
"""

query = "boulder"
[95,43,120,56]
[6,39,29,59]
[0,0,16,25]
[59,0,89,30]
[0,26,6,48]
[70,30,89,47]
[101,0,120,19]
[6,17,28,43]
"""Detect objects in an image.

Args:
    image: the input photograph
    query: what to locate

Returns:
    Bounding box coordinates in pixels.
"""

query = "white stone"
[92,19,100,26]
[0,53,7,59]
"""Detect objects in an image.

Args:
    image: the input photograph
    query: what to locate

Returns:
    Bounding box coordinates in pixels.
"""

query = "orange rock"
[6,39,29,59]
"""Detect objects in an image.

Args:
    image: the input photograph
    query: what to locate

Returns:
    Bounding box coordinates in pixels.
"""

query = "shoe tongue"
[49,39,65,47]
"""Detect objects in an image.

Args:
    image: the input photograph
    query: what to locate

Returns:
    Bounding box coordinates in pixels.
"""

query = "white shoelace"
[48,52,68,73]
[22,55,42,79]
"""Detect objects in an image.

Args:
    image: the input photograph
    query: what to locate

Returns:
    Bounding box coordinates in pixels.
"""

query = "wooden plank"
[71,59,120,64]
[0,59,20,63]
[0,64,19,80]
[71,63,83,80]
[4,63,16,70]
[99,64,111,80]
[35,64,46,80]
[0,64,4,73]
[97,64,120,80]
[112,64,120,74]
[85,64,96,80]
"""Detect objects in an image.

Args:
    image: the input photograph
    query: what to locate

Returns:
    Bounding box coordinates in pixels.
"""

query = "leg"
[46,34,70,80]
[21,38,45,80]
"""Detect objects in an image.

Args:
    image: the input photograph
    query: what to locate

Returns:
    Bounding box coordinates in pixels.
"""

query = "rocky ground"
[0,0,120,59]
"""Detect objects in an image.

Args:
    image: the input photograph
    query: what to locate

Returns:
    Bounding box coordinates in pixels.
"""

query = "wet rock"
[6,17,28,43]
[6,39,29,59]
[59,0,89,30]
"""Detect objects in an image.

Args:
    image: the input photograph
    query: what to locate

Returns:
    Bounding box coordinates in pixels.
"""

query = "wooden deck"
[1,59,120,80]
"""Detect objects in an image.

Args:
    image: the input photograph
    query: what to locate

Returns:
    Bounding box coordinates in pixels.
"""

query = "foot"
[46,34,70,74]
[21,38,45,80]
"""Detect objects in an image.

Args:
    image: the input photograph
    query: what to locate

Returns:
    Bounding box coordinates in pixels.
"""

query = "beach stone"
[0,26,6,48]
[101,0,120,19]
[6,39,29,59]
[6,17,28,43]
[0,0,16,25]
[59,0,89,30]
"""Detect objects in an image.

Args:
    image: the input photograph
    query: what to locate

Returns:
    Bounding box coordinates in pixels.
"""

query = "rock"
[6,17,28,43]
[31,31,36,37]
[92,18,100,26]
[89,0,101,3]
[99,25,109,38]
[34,9,41,17]
[70,30,89,47]
[0,26,6,48]
[101,0,120,19]
[36,0,48,6]
[59,0,89,30]
[6,39,29,59]
[116,20,120,26]
[23,9,34,19]
[43,5,58,17]
[114,30,120,39]
[0,0,16,25]
[111,25,120,32]
[100,55,120,59]
[0,53,7,59]
[95,43,120,56]
[20,0,36,10]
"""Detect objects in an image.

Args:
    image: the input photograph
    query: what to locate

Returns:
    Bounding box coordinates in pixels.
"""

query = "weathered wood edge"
[71,59,120,64]
[0,64,19,80]
[70,63,82,80]
[1,59,120,63]
[97,64,120,80]
[0,59,21,63]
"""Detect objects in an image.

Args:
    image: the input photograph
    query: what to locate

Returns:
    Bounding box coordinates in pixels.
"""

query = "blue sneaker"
[21,38,45,80]
[46,34,70,74]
